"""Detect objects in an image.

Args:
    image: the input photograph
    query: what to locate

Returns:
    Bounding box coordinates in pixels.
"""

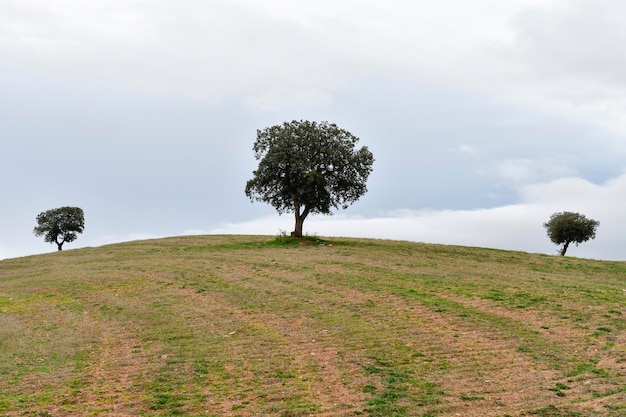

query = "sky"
[2,0,626,260]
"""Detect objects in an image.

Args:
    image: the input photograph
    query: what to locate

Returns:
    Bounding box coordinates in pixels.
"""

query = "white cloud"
[85,233,165,248]
[0,232,165,261]
[0,0,563,107]
[495,157,577,185]
[514,0,626,85]
[519,175,626,211]
[474,0,626,136]
[2,0,625,139]
[457,144,478,156]
[211,171,626,260]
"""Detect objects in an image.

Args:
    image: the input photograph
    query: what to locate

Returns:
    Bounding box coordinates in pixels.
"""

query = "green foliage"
[33,206,85,251]
[543,212,599,256]
[245,120,374,237]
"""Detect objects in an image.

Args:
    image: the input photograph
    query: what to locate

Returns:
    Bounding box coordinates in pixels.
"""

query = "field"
[1,235,625,416]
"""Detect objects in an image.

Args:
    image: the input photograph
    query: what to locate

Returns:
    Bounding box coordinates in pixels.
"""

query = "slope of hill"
[1,235,625,416]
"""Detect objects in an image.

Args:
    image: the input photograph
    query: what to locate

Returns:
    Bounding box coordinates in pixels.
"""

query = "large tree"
[245,120,374,238]
[34,206,85,251]
[543,211,599,256]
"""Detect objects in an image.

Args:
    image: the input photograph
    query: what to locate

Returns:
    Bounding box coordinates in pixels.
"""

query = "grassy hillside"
[1,235,625,417]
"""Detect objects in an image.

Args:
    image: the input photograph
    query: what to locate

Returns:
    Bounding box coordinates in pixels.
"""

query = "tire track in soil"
[72,312,155,416]
[168,282,370,417]
[309,280,569,416]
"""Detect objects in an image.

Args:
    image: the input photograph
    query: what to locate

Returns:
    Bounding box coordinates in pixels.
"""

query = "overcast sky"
[2,0,625,260]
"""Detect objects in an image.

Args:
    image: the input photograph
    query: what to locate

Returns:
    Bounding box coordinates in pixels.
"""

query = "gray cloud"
[515,1,626,85]
[481,0,626,135]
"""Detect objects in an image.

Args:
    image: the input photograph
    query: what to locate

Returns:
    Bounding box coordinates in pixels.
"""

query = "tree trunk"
[56,237,64,251]
[291,198,309,238]
[560,241,570,256]
[293,216,304,238]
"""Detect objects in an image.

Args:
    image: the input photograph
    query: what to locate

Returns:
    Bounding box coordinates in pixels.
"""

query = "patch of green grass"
[589,385,626,399]
[149,391,187,412]
[524,405,583,416]
[266,235,331,247]
[548,382,571,397]
[364,360,412,416]
[414,381,445,407]
[567,362,609,378]
[460,394,484,401]
[274,369,296,379]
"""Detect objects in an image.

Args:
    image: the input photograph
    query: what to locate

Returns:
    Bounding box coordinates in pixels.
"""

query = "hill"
[1,235,625,416]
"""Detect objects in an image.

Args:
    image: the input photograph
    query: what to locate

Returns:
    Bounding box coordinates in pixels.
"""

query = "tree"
[543,211,599,256]
[34,206,85,251]
[245,120,374,238]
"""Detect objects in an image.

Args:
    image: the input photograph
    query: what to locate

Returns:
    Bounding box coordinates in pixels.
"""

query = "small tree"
[34,206,85,251]
[245,120,374,237]
[543,211,599,256]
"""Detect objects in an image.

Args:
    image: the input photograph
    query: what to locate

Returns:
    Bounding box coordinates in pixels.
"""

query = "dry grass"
[1,235,625,416]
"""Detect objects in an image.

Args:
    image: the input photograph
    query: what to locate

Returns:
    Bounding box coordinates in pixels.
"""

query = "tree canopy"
[33,206,85,251]
[543,211,599,256]
[245,120,374,237]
